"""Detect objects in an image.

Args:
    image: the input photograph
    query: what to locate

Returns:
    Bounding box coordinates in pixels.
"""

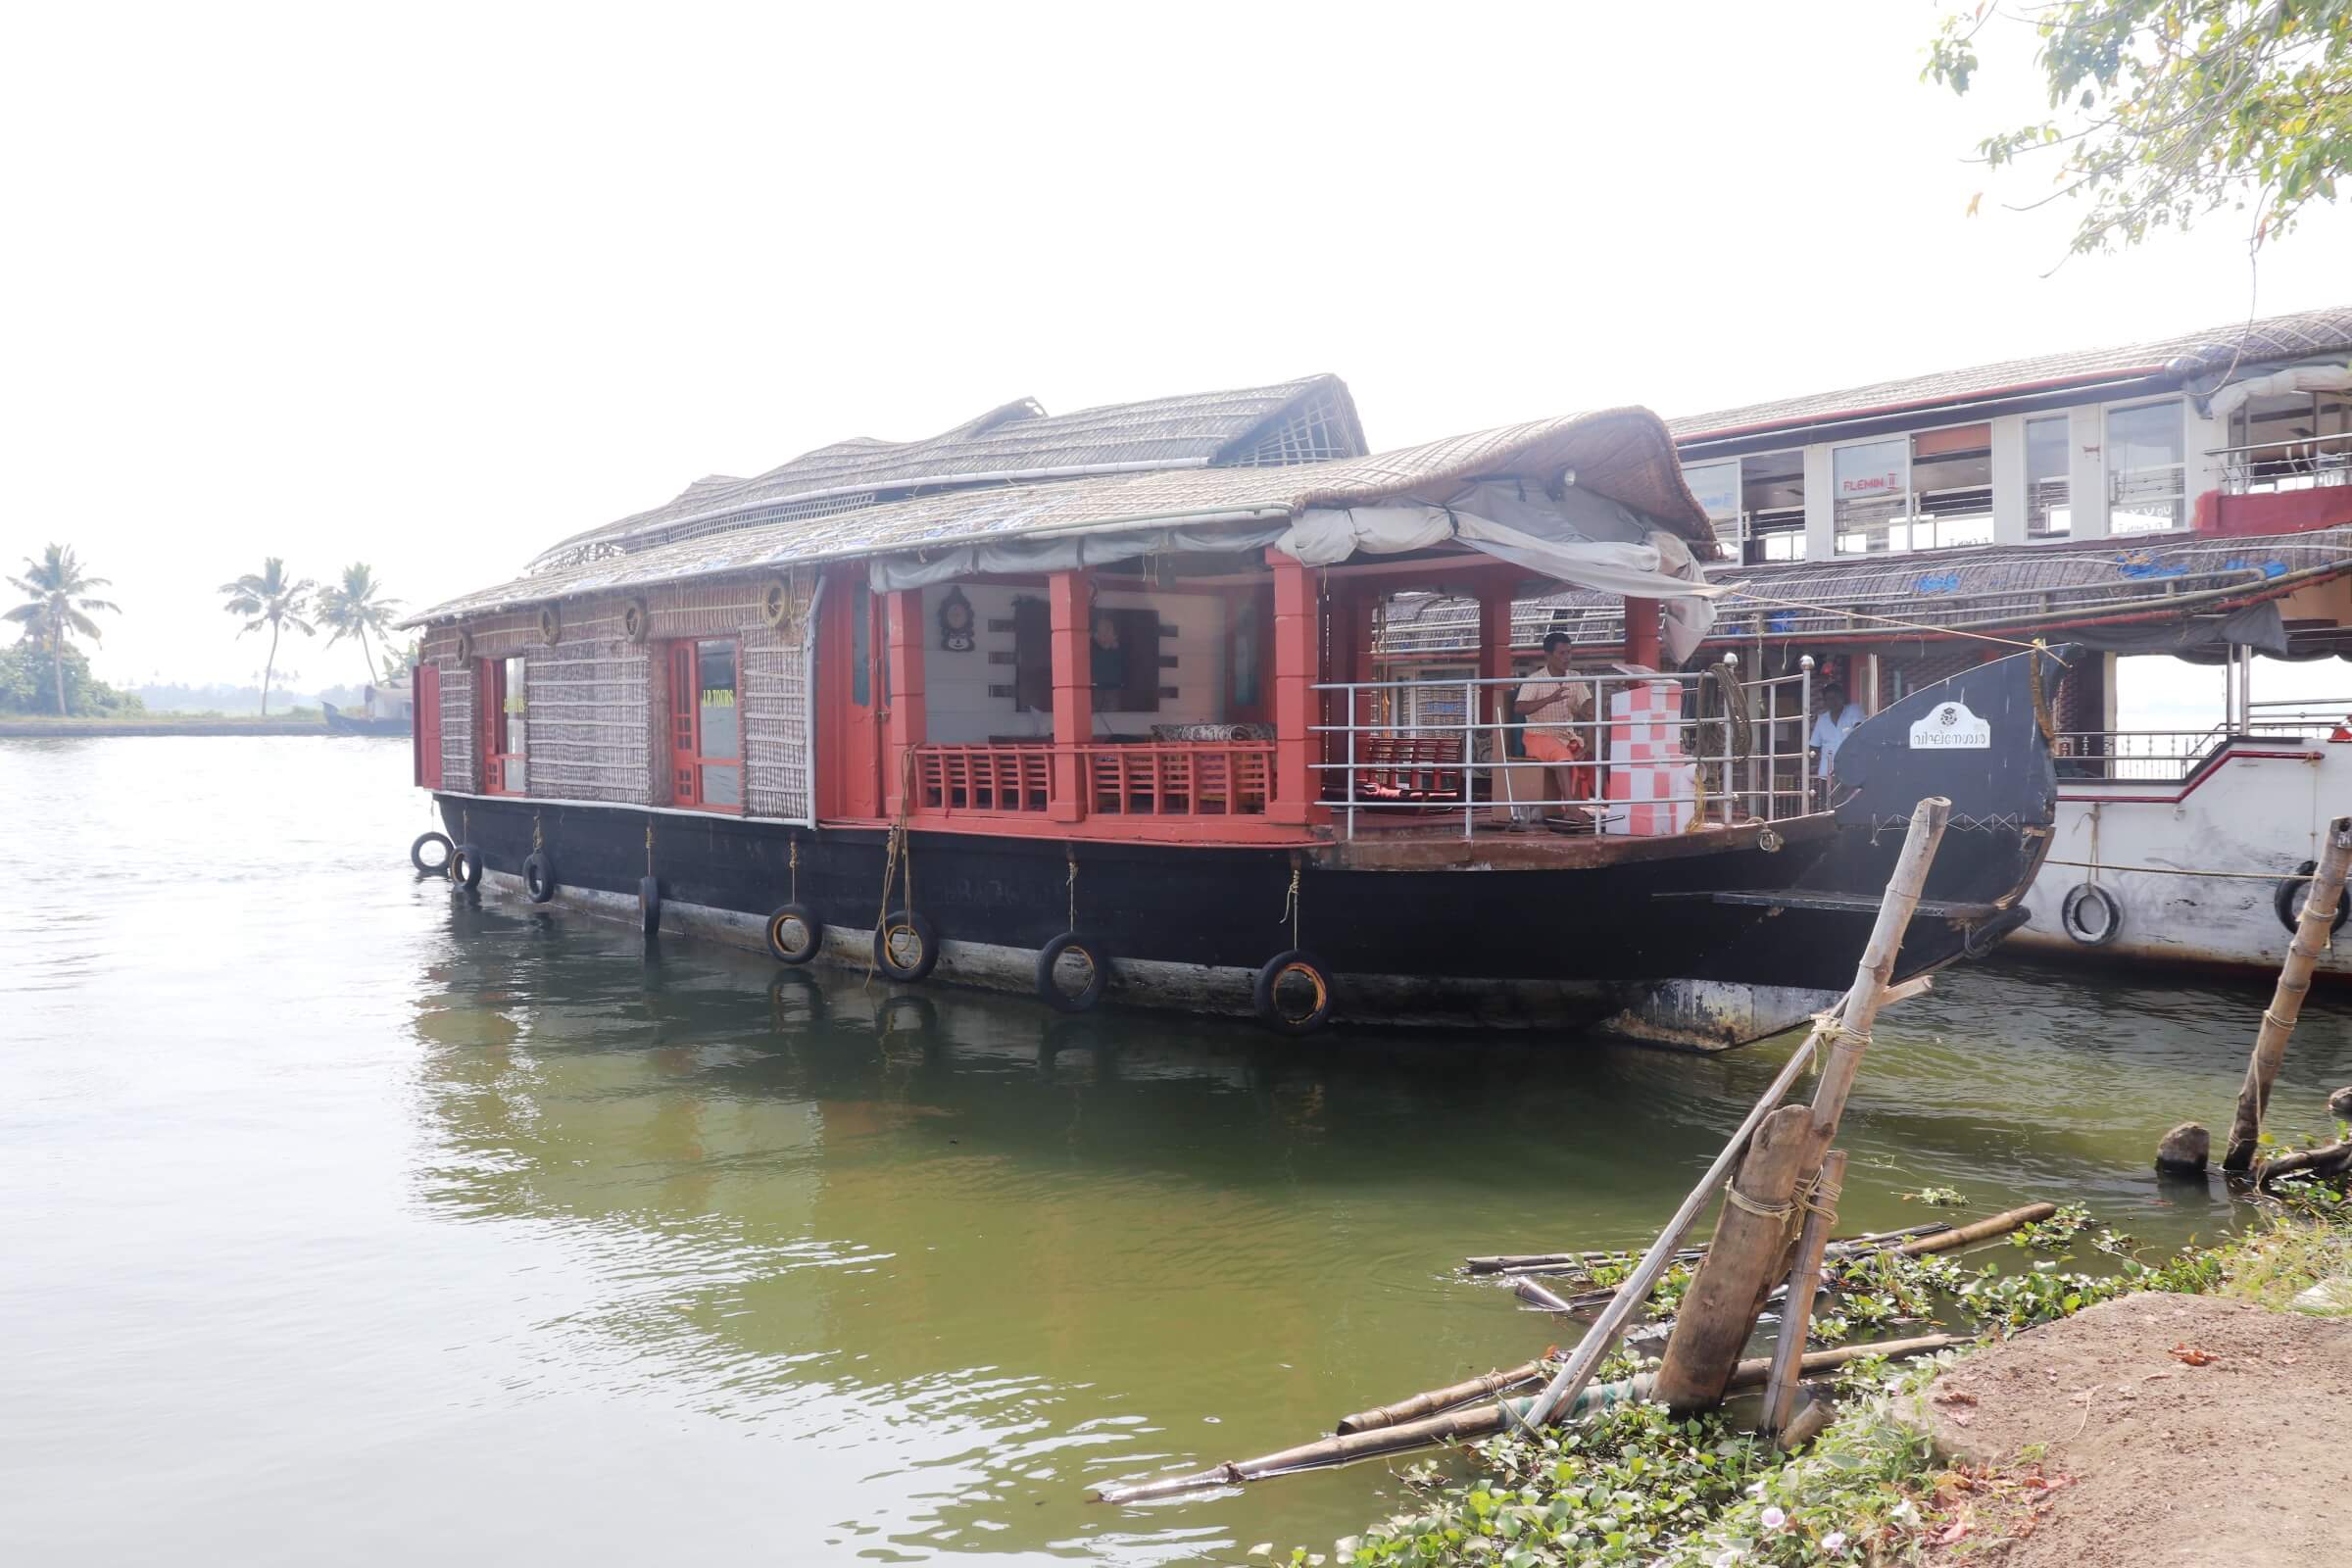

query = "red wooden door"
[414,665,442,788]
[818,571,883,819]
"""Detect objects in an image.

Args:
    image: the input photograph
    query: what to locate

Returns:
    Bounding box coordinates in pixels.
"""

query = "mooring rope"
[789,837,799,904]
[1278,865,1302,949]
[2039,858,2309,883]
[867,749,919,985]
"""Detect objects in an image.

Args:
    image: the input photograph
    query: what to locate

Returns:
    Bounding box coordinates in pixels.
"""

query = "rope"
[1067,850,1079,932]
[2040,858,2315,883]
[1808,1010,1871,1055]
[644,821,654,878]
[867,749,918,985]
[532,812,543,853]
[1278,865,1302,948]
[1723,1182,1797,1224]
[1796,1169,1842,1223]
[790,837,799,904]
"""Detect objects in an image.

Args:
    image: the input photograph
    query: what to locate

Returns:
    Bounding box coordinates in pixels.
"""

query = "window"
[2228,390,2352,492]
[1833,438,1908,555]
[2026,416,2072,537]
[1683,453,1804,563]
[668,639,743,809]
[2108,400,2185,534]
[481,655,526,794]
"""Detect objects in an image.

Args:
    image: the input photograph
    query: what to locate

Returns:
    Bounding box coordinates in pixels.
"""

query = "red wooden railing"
[910,741,1279,819]
[1079,743,1276,816]
[914,743,1056,815]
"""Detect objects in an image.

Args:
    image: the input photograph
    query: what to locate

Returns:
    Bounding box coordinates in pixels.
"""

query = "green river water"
[4,737,2348,1565]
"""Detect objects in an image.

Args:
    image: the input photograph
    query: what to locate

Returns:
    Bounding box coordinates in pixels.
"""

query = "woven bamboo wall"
[419,569,815,819]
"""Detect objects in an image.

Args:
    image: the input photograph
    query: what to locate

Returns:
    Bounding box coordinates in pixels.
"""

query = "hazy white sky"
[5,2,2349,688]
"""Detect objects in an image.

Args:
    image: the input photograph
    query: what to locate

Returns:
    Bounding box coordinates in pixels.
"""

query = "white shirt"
[1810,703,1865,777]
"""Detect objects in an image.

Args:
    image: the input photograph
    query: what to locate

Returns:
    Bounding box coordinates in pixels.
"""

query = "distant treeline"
[133,679,367,716]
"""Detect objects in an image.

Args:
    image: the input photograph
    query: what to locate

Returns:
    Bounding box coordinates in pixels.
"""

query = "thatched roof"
[408,402,1711,627]
[1672,304,2352,445]
[1377,524,2352,657]
[527,375,1369,573]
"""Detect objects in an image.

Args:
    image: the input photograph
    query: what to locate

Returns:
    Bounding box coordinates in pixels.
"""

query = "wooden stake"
[1650,1103,1815,1413]
[1652,798,1950,1417]
[2226,815,2352,1172]
[1758,1149,1844,1439]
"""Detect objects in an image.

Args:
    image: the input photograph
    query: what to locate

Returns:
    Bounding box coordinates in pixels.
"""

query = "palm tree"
[6,544,121,715]
[219,558,317,716]
[317,563,403,685]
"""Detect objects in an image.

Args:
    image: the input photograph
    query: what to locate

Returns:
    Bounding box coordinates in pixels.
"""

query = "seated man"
[1512,632,1594,828]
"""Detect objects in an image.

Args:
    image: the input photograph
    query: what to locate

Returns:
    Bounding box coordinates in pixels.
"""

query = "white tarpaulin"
[1276,479,1720,662]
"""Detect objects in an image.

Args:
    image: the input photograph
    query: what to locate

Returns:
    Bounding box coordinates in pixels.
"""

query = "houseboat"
[1380,306,2352,978]
[399,377,2056,1049]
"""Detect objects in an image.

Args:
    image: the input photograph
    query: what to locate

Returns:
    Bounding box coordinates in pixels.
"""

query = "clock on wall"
[937,586,976,652]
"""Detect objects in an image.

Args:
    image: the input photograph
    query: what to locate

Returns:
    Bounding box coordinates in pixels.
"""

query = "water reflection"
[6,737,2348,1567]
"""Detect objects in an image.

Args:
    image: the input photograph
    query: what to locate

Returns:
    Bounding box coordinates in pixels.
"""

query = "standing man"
[1809,681,1866,780]
[1513,631,1593,827]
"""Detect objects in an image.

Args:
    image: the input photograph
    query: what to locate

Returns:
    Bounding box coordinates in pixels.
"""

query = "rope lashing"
[532,812,543,853]
[1066,850,1079,932]
[1722,1181,1797,1225]
[2027,639,2058,745]
[789,837,799,903]
[645,821,654,877]
[1278,865,1302,948]
[1807,1011,1872,1061]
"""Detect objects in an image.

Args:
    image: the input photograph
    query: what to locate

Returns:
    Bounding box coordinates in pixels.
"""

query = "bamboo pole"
[1652,797,1951,1415]
[2225,816,2352,1172]
[1463,1223,1943,1279]
[1758,1149,1845,1439]
[1890,1202,2055,1255]
[1512,1277,1576,1312]
[1099,1336,1962,1504]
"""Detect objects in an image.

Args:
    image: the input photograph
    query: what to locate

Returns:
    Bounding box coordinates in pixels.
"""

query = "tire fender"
[2059,882,2120,947]
[523,852,557,904]
[451,843,484,890]
[1254,949,1336,1036]
[872,908,940,982]
[765,903,824,965]
[1036,932,1112,1013]
[638,875,662,935]
[2274,860,2351,936]
[411,831,454,875]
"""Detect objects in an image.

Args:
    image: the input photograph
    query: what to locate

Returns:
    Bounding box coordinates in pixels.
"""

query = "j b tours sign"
[1908,700,1990,750]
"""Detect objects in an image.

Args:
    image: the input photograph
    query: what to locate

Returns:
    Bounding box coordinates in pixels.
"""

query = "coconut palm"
[317,563,402,684]
[219,558,317,716]
[6,544,121,715]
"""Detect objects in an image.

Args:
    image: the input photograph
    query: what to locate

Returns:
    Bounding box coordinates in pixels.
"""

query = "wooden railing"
[913,743,1055,815]
[1079,742,1276,816]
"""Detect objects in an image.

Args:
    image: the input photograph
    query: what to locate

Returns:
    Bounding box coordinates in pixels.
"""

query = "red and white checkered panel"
[1603,679,1692,835]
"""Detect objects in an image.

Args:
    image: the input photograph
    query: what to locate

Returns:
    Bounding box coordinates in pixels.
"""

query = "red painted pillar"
[1048,570,1093,822]
[884,588,926,814]
[1624,596,1662,670]
[1268,552,1318,823]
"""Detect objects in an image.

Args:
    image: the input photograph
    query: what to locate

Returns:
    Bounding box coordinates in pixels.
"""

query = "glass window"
[1908,424,1993,550]
[1681,460,1743,553]
[2026,416,2072,537]
[2108,400,2185,534]
[697,640,741,807]
[492,655,527,793]
[1833,438,1908,555]
[1740,451,1805,564]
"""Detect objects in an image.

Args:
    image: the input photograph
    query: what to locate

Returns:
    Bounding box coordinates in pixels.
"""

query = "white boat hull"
[2011,737,2352,975]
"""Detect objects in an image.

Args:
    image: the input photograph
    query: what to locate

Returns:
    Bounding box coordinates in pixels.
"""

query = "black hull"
[427,653,2057,1049]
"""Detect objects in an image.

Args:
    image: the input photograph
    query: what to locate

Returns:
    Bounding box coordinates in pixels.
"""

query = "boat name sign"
[1909,700,1990,750]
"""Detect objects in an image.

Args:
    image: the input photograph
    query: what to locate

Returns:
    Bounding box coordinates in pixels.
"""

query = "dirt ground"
[1898,1292,2352,1565]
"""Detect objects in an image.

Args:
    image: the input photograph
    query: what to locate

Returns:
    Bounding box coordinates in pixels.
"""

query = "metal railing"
[2056,708,2351,781]
[2210,430,2352,495]
[1311,654,1818,840]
